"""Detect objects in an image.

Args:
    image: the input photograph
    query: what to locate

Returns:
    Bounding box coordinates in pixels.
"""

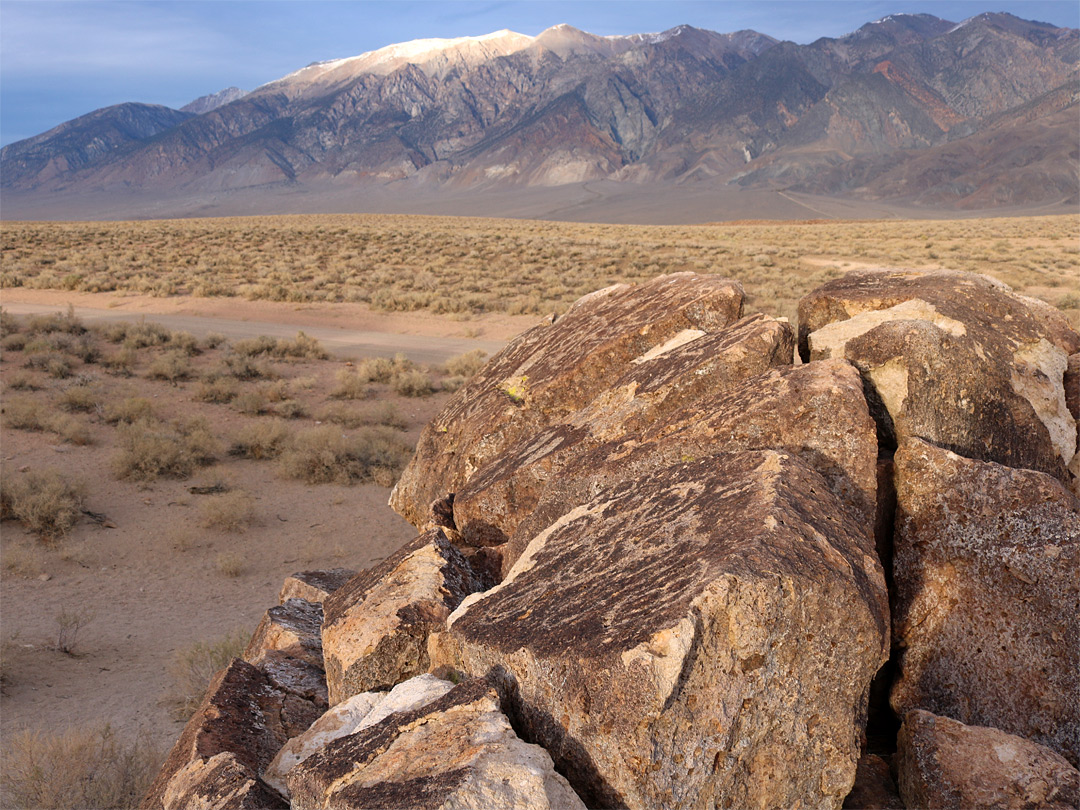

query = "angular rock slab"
[890,439,1080,764]
[279,568,356,603]
[244,597,323,669]
[441,450,889,810]
[141,658,320,810]
[800,269,1079,487]
[390,272,744,526]
[285,678,586,810]
[494,359,879,577]
[452,313,796,549]
[897,710,1080,810]
[265,674,455,797]
[322,528,485,705]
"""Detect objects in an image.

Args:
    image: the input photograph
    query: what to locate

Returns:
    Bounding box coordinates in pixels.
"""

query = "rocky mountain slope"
[141,268,1079,809]
[2,12,1077,218]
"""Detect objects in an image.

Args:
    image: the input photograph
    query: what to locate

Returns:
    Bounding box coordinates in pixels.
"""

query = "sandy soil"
[0,299,531,765]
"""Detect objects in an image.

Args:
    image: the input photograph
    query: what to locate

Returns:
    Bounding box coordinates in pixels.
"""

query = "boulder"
[890,439,1079,764]
[141,658,320,810]
[439,450,889,810]
[321,529,485,705]
[257,650,328,709]
[490,359,879,577]
[265,674,454,796]
[243,597,323,670]
[452,313,795,549]
[842,754,903,810]
[800,269,1078,488]
[897,709,1080,809]
[390,272,744,526]
[279,568,356,603]
[285,678,586,810]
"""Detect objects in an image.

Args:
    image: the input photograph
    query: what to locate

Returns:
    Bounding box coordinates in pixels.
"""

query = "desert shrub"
[392,368,434,397]
[24,350,72,378]
[194,375,238,403]
[218,354,276,381]
[273,331,328,359]
[0,724,160,810]
[231,336,276,357]
[1,332,27,352]
[3,395,46,430]
[353,356,394,383]
[275,399,307,419]
[111,418,219,481]
[318,401,407,430]
[0,309,20,337]
[278,425,412,486]
[106,320,171,349]
[0,469,85,540]
[233,390,270,415]
[200,491,256,533]
[103,397,154,425]
[214,552,245,577]
[167,331,200,355]
[201,332,227,350]
[164,630,248,720]
[58,385,102,413]
[230,420,292,460]
[330,368,370,400]
[66,334,100,364]
[444,349,488,378]
[4,370,37,390]
[101,347,137,376]
[146,350,192,382]
[26,307,85,336]
[48,414,92,445]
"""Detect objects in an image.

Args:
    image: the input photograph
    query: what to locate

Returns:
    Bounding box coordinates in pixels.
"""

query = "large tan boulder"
[279,568,355,603]
[452,313,795,549]
[490,359,878,577]
[141,658,320,810]
[285,678,586,810]
[321,528,485,705]
[891,439,1079,764]
[243,597,323,670]
[390,272,744,526]
[897,709,1080,809]
[800,269,1078,488]
[438,450,889,810]
[264,674,455,797]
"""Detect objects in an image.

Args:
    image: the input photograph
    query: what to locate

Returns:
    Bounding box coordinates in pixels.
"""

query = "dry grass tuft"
[163,630,248,720]
[200,491,257,533]
[111,417,219,481]
[0,469,86,541]
[278,425,412,486]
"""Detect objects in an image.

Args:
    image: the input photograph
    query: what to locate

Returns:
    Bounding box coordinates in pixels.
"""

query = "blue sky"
[2,1,1077,147]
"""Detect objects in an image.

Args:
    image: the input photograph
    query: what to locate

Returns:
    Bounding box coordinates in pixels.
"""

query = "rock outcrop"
[897,710,1080,809]
[390,273,744,526]
[285,677,586,810]
[321,529,485,704]
[800,269,1078,490]
[890,438,1079,764]
[143,269,1080,810]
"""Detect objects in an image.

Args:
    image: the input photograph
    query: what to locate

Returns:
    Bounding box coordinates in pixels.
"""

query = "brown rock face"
[141,658,320,809]
[897,710,1080,810]
[243,597,323,669]
[389,272,744,526]
[496,359,879,577]
[800,269,1078,488]
[285,678,586,810]
[279,568,356,603]
[890,439,1080,764]
[842,754,903,810]
[453,313,795,550]
[321,529,486,704]
[440,450,889,810]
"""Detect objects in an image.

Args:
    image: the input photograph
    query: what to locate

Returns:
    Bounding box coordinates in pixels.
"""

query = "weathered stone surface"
[141,658,319,810]
[390,272,744,526]
[798,269,1080,360]
[257,650,329,709]
[842,754,903,810]
[322,529,485,704]
[440,450,889,810]
[897,709,1080,810]
[159,753,287,810]
[890,439,1080,764]
[243,597,323,670]
[453,313,795,549]
[279,568,356,603]
[800,269,1079,487]
[490,359,878,577]
[285,678,586,810]
[265,674,454,797]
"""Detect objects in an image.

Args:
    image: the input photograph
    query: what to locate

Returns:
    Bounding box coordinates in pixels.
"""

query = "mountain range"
[2,12,1077,222]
